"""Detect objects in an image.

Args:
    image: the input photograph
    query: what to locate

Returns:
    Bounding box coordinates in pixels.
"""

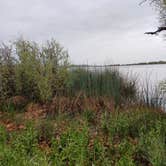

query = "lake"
[119,64,166,88]
[119,64,166,110]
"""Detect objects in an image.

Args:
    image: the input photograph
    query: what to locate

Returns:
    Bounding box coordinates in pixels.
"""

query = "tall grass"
[66,67,137,106]
[139,76,166,110]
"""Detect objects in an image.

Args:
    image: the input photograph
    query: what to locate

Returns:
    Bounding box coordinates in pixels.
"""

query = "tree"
[15,38,69,102]
[0,38,69,102]
[0,44,16,99]
[141,0,166,35]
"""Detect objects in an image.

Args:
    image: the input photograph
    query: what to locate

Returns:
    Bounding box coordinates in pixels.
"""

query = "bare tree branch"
[145,26,166,35]
[139,0,147,5]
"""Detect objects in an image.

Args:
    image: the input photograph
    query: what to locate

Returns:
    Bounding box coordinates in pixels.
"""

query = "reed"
[66,67,137,106]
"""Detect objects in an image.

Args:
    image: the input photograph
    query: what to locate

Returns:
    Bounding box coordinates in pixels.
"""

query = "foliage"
[0,108,165,165]
[0,44,16,99]
[50,124,89,165]
[67,68,137,106]
[0,39,69,102]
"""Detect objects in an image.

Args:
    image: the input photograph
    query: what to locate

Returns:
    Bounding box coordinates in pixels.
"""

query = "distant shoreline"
[71,61,166,67]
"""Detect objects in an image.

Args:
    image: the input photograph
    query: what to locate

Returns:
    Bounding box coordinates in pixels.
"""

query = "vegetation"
[0,39,137,106]
[0,39,69,102]
[0,38,165,165]
[0,107,165,166]
[67,68,137,106]
[143,0,166,35]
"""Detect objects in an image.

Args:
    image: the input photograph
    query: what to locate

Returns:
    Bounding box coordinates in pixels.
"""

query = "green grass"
[0,108,165,166]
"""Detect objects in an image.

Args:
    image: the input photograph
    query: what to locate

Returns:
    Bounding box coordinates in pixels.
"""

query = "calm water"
[118,64,166,88]
[119,64,166,110]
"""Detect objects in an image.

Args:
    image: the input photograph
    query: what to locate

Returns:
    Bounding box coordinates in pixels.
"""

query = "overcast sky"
[0,0,166,64]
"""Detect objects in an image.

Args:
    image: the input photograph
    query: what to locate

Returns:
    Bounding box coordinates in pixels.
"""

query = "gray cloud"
[0,0,165,64]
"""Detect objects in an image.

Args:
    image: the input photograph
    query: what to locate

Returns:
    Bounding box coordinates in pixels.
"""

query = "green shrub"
[0,44,16,100]
[137,121,166,166]
[15,39,69,102]
[50,125,89,165]
[88,138,106,165]
[36,119,55,143]
[0,38,69,103]
[0,126,7,145]
[12,124,38,156]
[115,139,136,166]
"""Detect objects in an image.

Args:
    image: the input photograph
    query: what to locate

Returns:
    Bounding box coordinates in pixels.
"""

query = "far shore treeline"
[71,60,166,68]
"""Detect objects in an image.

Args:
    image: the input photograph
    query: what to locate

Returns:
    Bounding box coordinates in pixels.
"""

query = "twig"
[145,27,166,35]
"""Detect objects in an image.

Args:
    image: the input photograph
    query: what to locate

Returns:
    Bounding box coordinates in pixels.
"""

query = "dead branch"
[145,26,166,35]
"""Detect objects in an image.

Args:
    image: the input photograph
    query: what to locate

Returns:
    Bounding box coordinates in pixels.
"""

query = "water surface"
[119,64,166,88]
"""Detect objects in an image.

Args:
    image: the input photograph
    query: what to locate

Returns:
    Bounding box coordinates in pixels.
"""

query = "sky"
[0,0,166,65]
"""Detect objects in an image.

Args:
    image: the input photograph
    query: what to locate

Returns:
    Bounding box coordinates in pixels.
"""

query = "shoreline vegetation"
[0,39,165,166]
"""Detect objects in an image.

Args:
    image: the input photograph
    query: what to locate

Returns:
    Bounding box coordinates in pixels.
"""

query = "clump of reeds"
[66,67,137,106]
[139,76,166,110]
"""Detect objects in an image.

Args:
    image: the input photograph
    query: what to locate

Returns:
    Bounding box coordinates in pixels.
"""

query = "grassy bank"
[0,107,165,166]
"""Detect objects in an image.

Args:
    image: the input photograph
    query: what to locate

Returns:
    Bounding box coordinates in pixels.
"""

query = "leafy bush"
[0,44,16,100]
[50,124,89,165]
[0,39,69,102]
[15,39,69,102]
[12,124,38,156]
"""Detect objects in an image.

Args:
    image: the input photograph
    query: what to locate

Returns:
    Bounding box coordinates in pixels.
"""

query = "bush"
[0,38,69,102]
[15,39,69,102]
[12,124,38,156]
[0,44,16,100]
[50,124,89,165]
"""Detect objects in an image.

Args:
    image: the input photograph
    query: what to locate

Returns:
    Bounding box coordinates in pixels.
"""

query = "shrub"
[50,124,89,165]
[0,44,16,100]
[12,124,38,156]
[15,39,69,102]
[0,38,69,103]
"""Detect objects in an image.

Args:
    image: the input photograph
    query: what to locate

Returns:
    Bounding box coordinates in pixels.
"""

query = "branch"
[139,0,147,6]
[139,0,156,6]
[145,27,166,35]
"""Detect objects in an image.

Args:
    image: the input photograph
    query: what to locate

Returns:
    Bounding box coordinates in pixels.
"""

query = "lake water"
[119,64,166,110]
[118,64,166,89]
